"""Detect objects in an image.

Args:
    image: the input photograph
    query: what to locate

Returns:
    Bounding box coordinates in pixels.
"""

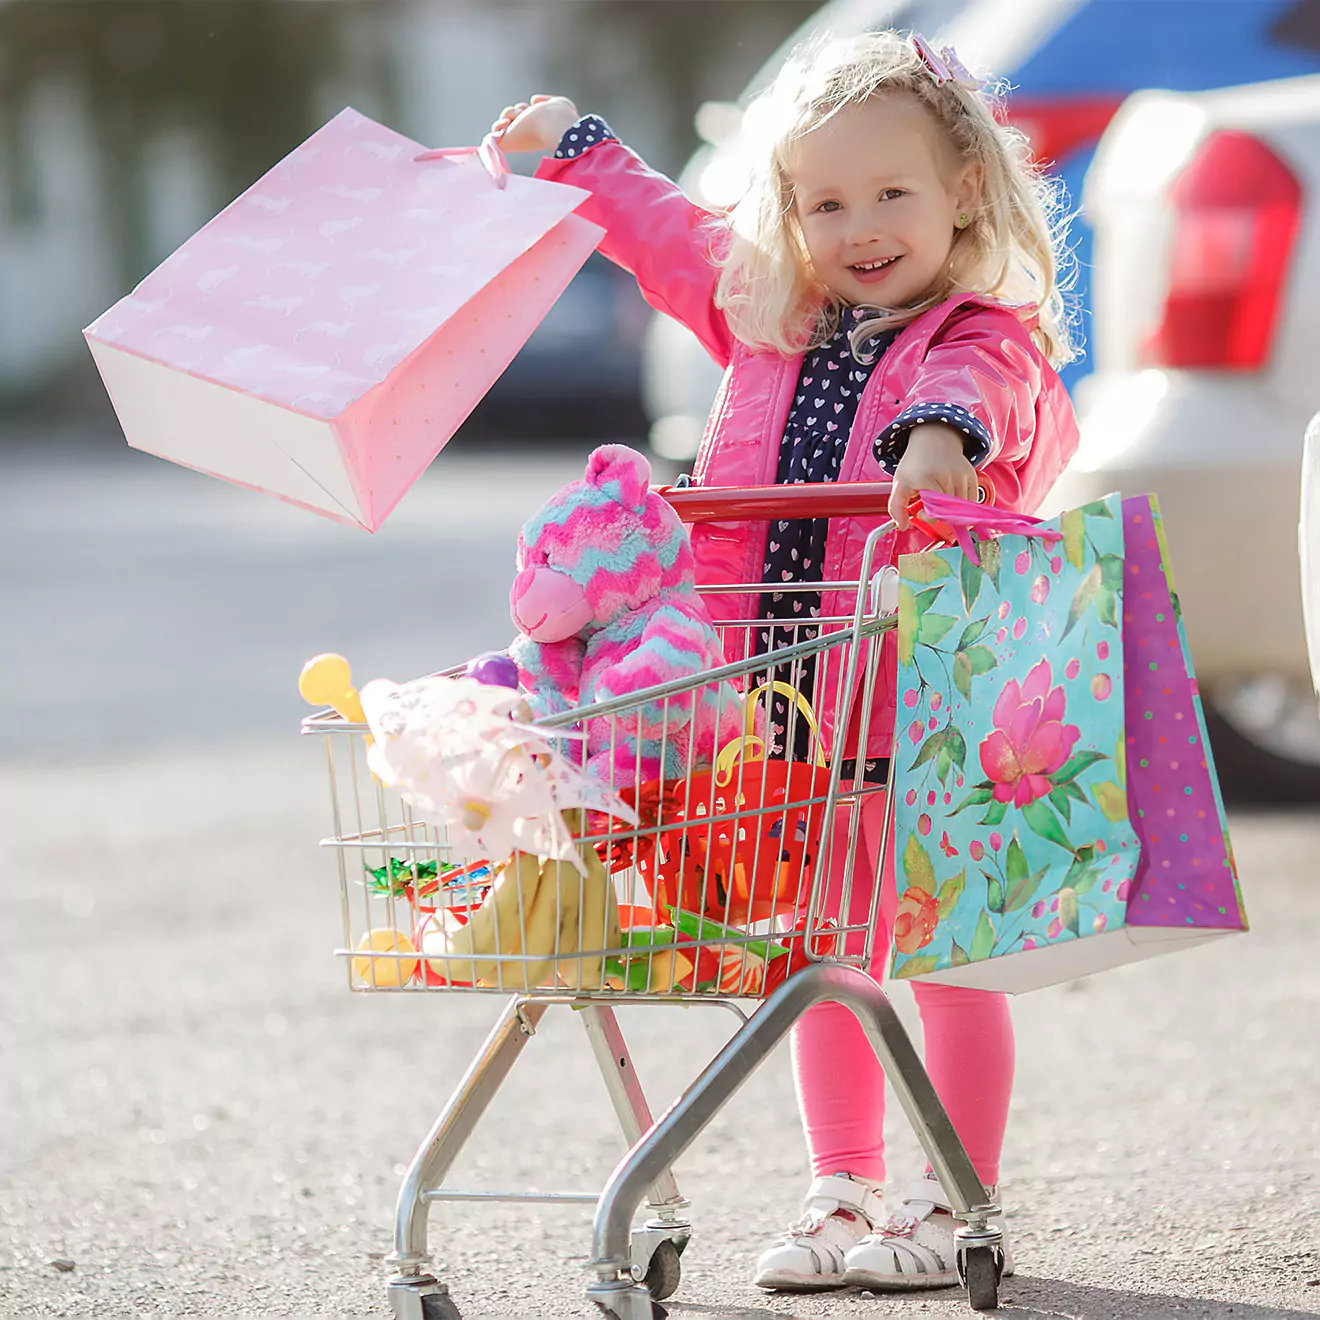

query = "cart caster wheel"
[961,1244,1001,1311]
[420,1292,463,1320]
[644,1238,682,1301]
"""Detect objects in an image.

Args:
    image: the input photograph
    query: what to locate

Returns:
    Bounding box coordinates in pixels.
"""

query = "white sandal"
[843,1172,1012,1292]
[752,1172,885,1291]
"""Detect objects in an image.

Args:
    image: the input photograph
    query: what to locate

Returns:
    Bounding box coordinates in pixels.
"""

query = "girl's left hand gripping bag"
[83,109,603,532]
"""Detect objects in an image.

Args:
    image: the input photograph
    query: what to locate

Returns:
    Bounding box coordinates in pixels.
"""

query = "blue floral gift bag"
[891,492,1174,992]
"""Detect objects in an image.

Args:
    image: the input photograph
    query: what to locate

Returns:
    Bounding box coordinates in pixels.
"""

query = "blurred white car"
[639,0,1320,799]
[1045,76,1320,801]
[1304,414,1320,698]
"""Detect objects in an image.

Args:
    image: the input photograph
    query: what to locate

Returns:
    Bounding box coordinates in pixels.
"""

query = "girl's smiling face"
[789,92,982,309]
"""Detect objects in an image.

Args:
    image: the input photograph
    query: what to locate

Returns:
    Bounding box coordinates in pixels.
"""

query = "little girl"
[493,30,1079,1294]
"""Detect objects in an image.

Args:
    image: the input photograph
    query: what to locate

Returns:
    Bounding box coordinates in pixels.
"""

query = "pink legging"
[791,791,1015,1187]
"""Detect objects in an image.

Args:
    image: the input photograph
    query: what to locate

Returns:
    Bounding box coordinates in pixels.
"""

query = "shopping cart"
[300,483,1007,1319]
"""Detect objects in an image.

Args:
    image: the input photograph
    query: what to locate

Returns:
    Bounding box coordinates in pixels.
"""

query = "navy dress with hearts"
[758,309,892,641]
[754,311,991,773]
[756,309,894,769]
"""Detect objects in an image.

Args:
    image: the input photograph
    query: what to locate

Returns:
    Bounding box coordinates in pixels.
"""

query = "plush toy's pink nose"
[510,565,593,643]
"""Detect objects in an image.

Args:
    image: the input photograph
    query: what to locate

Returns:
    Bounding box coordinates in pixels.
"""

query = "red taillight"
[1141,131,1302,370]
[1006,95,1123,167]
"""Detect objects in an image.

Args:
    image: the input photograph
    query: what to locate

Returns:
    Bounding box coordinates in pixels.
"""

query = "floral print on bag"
[891,494,1143,981]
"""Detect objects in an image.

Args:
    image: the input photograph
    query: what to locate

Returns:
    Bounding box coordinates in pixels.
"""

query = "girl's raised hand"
[888,422,980,531]
[490,95,580,154]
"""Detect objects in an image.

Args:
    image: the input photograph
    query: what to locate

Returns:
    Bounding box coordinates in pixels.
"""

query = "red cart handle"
[655,482,892,522]
[656,476,995,538]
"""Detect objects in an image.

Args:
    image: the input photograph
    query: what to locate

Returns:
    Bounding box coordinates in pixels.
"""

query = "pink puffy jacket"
[537,139,1080,760]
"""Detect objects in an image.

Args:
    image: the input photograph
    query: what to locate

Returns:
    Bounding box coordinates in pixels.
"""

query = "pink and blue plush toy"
[508,445,743,785]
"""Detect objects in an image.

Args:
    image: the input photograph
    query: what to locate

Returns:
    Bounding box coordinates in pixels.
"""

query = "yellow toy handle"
[298,653,366,725]
[713,680,827,785]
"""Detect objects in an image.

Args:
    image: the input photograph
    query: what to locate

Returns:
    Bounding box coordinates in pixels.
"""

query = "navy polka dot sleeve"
[553,115,617,160]
[874,402,994,474]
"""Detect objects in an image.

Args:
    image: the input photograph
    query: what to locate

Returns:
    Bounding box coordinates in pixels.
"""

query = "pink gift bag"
[83,108,603,531]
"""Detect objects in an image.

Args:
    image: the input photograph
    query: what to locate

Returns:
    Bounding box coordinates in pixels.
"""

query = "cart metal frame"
[300,483,1007,1317]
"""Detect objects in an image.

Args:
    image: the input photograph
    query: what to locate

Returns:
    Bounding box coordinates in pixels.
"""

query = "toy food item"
[762,915,840,995]
[364,857,493,905]
[603,908,790,995]
[635,946,684,994]
[555,842,624,991]
[616,901,665,929]
[465,652,521,690]
[352,928,420,987]
[298,653,366,723]
[604,928,744,994]
[507,444,743,786]
[412,905,476,987]
[419,824,621,991]
[420,850,543,987]
[711,946,768,995]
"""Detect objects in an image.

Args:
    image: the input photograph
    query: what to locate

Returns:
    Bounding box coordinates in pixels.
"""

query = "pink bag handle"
[414,132,510,190]
[912,489,1061,565]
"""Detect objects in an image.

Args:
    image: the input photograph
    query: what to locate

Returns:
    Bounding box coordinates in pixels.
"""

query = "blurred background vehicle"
[474,252,650,440]
[1305,414,1320,698]
[641,0,1320,462]
[1046,76,1320,803]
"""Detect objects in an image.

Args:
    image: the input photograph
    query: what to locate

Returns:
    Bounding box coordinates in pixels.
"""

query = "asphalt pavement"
[2,436,1317,1318]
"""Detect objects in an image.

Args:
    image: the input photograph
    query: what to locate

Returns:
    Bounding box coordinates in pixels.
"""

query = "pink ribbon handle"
[914,489,1061,566]
[414,132,510,189]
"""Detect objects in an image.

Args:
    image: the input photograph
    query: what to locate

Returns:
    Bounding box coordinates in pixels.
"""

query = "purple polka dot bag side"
[1121,497,1247,938]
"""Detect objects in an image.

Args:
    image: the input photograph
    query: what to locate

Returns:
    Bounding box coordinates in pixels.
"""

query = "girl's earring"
[956,211,971,229]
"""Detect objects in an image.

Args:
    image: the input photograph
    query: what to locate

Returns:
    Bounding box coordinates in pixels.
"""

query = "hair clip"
[910,33,984,92]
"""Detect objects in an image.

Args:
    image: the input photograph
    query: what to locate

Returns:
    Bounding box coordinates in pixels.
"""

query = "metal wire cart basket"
[300,484,1007,1318]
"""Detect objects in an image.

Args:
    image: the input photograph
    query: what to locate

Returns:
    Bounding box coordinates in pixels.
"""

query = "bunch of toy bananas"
[417,812,622,991]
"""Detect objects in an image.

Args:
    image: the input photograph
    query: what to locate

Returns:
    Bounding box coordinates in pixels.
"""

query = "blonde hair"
[713,31,1078,365]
